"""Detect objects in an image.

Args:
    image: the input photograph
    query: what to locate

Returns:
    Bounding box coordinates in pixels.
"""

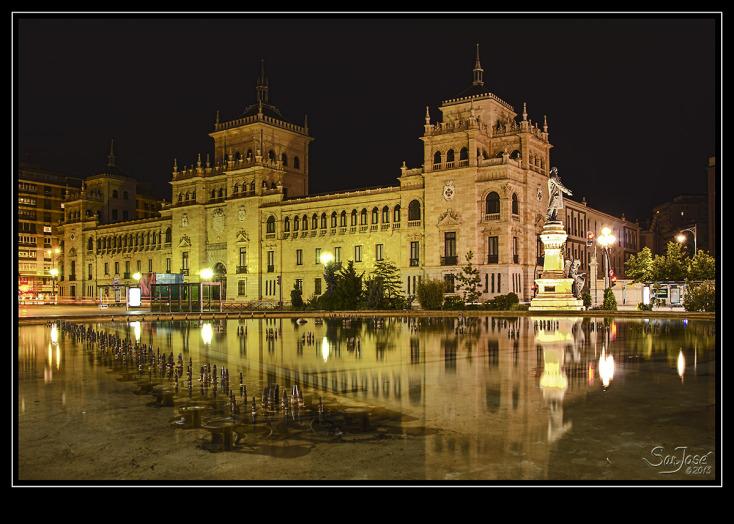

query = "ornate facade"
[57,50,638,304]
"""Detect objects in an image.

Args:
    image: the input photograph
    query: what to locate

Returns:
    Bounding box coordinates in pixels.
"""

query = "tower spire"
[107,138,116,168]
[256,59,269,104]
[472,43,484,87]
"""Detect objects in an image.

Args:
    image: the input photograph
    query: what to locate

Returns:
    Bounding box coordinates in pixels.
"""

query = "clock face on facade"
[443,181,455,201]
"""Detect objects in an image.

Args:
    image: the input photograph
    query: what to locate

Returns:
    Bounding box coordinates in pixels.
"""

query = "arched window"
[321,213,327,229]
[97,239,101,251]
[360,208,367,225]
[460,147,469,161]
[510,150,521,160]
[178,193,182,203]
[266,215,276,234]
[294,156,300,170]
[165,227,171,244]
[512,193,519,215]
[210,189,216,199]
[486,192,500,214]
[331,212,337,228]
[249,181,255,192]
[351,210,357,226]
[87,237,93,251]
[372,207,379,224]
[433,151,442,166]
[382,206,390,223]
[312,214,318,229]
[340,211,347,227]
[302,214,308,230]
[446,149,455,163]
[408,200,421,221]
[394,205,401,222]
[191,190,196,201]
[218,188,224,198]
[246,149,253,161]
[293,216,300,231]
[233,183,239,194]
[152,232,157,245]
[185,192,190,201]
[284,217,290,232]
[281,153,288,166]
[262,181,268,189]
[112,190,118,199]
[268,150,276,162]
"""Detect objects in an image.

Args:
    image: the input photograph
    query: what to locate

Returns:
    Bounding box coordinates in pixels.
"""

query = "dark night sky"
[17,16,717,223]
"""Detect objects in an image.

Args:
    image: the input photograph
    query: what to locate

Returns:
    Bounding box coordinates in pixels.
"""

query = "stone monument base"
[529,279,584,311]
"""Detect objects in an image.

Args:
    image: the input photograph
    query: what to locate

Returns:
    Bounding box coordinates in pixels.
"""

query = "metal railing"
[410,258,419,267]
[487,255,498,264]
[236,266,248,274]
[441,256,458,266]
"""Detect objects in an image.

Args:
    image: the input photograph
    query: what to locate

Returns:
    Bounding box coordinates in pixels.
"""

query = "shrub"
[416,279,445,310]
[684,281,715,312]
[483,292,520,310]
[637,302,654,311]
[601,288,617,311]
[442,295,465,310]
[582,291,592,310]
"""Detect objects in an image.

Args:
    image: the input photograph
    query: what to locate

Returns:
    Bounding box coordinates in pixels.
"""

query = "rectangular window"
[354,245,362,262]
[104,262,109,276]
[239,248,247,268]
[488,236,499,263]
[112,209,118,220]
[267,251,274,271]
[410,241,419,265]
[485,273,489,293]
[315,248,321,264]
[296,249,303,265]
[334,247,341,263]
[87,264,92,280]
[444,274,455,293]
[444,232,456,257]
[137,260,142,272]
[314,278,322,295]
[238,280,247,296]
[375,243,383,261]
[182,252,189,270]
[166,258,171,273]
[123,210,129,221]
[148,259,153,273]
[114,262,119,275]
[491,273,495,293]
[497,273,501,293]
[125,261,130,275]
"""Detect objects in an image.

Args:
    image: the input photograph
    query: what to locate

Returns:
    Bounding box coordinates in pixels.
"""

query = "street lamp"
[597,227,616,290]
[49,268,59,305]
[132,272,142,282]
[675,225,697,255]
[319,251,335,265]
[199,267,213,312]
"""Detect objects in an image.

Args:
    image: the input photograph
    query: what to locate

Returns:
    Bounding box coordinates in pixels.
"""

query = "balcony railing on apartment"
[487,254,499,264]
[180,268,189,276]
[441,256,458,266]
[236,266,248,274]
[409,258,419,267]
[513,255,519,264]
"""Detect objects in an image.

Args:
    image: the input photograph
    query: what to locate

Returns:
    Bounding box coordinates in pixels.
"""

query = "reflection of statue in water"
[568,259,585,299]
[546,167,572,222]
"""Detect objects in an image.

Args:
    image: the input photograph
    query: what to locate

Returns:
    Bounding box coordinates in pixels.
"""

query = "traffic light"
[586,231,595,247]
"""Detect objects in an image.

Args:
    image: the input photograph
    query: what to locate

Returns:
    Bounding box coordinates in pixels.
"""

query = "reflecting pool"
[18,316,716,481]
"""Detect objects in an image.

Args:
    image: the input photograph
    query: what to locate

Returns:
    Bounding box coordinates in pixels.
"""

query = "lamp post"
[675,225,697,256]
[49,268,59,305]
[597,227,616,290]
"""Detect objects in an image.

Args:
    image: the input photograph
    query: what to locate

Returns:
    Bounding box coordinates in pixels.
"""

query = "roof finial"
[206,153,210,169]
[543,114,548,133]
[522,102,528,122]
[215,109,220,125]
[256,59,268,104]
[472,43,484,87]
[304,113,309,131]
[173,158,178,172]
[425,105,430,125]
[197,153,202,168]
[107,138,116,168]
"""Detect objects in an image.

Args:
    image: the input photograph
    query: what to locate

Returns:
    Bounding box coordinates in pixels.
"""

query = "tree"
[366,260,404,308]
[319,261,340,310]
[602,288,617,311]
[582,290,592,310]
[335,260,363,310]
[652,241,688,281]
[416,279,445,310]
[364,276,386,309]
[684,281,715,312]
[625,246,654,283]
[290,282,304,309]
[687,250,715,282]
[455,251,482,305]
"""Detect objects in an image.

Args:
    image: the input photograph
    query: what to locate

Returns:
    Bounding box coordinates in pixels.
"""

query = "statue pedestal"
[530,221,583,311]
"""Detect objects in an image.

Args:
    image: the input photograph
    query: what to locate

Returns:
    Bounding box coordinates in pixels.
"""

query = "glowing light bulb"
[677,350,686,381]
[321,337,329,363]
[598,348,615,388]
[201,323,213,345]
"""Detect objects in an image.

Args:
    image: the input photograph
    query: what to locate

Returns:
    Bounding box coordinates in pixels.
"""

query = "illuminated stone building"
[57,50,638,304]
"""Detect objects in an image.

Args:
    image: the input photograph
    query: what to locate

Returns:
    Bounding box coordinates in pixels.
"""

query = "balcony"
[392,222,400,229]
[236,266,248,274]
[407,220,421,228]
[123,272,131,279]
[441,256,458,266]
[68,274,77,281]
[370,224,378,232]
[381,224,390,231]
[410,258,419,267]
[487,254,498,264]
[180,268,189,276]
[339,227,347,235]
[265,233,276,239]
[484,213,500,221]
[267,265,275,273]
[513,255,519,264]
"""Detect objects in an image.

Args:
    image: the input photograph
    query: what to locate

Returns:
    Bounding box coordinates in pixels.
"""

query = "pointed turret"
[107,138,116,168]
[256,59,269,105]
[472,43,484,86]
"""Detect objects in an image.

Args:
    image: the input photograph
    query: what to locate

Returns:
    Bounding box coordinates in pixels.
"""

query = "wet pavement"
[17,316,717,482]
